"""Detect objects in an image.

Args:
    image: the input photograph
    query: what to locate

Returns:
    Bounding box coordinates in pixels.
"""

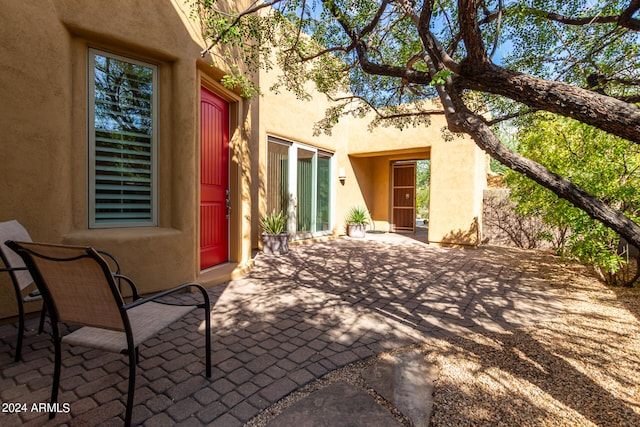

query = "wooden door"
[392,162,416,232]
[200,87,229,269]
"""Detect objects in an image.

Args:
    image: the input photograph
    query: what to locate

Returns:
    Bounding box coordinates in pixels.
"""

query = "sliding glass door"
[267,136,333,239]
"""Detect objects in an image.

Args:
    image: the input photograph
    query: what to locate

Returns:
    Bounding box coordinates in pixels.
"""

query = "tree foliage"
[192,0,640,258]
[416,160,430,219]
[505,112,640,283]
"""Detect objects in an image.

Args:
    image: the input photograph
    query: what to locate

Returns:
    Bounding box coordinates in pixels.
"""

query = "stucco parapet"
[348,147,431,158]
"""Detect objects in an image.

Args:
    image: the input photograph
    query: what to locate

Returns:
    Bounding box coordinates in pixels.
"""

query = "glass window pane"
[316,153,331,232]
[267,141,289,214]
[296,148,314,233]
[90,50,157,227]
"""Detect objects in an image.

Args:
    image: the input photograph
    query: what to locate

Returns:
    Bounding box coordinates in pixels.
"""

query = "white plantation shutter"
[89,50,158,227]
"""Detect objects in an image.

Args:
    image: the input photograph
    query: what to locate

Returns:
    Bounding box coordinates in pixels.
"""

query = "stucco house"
[0,0,486,320]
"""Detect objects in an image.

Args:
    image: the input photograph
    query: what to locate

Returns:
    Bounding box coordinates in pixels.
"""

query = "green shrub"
[346,206,369,225]
[260,210,287,234]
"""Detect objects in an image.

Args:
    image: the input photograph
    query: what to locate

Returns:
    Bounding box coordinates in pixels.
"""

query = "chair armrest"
[113,274,141,301]
[97,250,121,275]
[97,250,124,293]
[123,283,211,312]
[0,266,27,273]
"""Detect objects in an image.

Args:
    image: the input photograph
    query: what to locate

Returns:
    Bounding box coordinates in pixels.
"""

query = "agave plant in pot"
[346,206,369,238]
[259,210,289,255]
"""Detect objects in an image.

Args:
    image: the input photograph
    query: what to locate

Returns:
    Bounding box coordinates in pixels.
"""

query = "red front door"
[200,87,229,269]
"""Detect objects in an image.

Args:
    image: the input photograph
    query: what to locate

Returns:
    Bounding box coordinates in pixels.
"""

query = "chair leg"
[38,305,46,334]
[205,307,211,378]
[14,299,25,362]
[50,336,62,420]
[125,350,136,427]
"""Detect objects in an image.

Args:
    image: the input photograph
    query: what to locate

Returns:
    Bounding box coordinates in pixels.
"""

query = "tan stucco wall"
[256,68,354,239]
[347,113,486,243]
[256,62,487,243]
[346,120,431,233]
[253,69,486,242]
[0,0,255,319]
[0,0,486,320]
[429,136,487,247]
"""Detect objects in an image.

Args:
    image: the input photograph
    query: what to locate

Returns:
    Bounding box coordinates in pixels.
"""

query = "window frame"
[266,135,334,239]
[88,48,159,228]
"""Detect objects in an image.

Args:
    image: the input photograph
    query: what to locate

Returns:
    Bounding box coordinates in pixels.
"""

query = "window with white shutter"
[88,49,158,228]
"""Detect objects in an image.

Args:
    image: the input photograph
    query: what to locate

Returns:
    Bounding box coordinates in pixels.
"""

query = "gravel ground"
[247,248,640,427]
[426,252,640,427]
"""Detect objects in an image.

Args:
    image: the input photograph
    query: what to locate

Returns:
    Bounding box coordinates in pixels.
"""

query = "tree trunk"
[454,63,640,144]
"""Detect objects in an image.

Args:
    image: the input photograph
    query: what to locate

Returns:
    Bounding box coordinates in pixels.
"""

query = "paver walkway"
[0,233,565,426]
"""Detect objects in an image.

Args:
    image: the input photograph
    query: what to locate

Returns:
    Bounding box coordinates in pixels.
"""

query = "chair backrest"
[0,220,34,291]
[6,241,126,331]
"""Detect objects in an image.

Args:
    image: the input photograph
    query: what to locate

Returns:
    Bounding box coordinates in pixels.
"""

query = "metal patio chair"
[0,220,122,362]
[6,240,211,426]
[0,220,47,361]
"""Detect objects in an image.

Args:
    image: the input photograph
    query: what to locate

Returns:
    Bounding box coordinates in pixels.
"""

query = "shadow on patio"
[1,233,627,426]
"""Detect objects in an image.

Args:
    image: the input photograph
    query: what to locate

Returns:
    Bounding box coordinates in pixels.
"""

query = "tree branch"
[485,108,538,126]
[620,0,640,31]
[199,0,284,57]
[488,0,504,61]
[457,0,489,67]
[520,0,640,31]
[332,94,444,117]
[453,63,640,144]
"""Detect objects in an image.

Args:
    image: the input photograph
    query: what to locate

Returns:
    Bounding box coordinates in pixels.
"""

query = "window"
[88,49,158,228]
[266,136,333,238]
[266,139,290,215]
[316,151,332,232]
[296,147,314,233]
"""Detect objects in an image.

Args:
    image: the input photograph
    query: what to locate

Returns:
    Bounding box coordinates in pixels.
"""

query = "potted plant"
[259,210,289,255]
[346,206,369,238]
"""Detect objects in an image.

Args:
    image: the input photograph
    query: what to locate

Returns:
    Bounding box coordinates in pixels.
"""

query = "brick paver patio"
[0,233,565,426]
